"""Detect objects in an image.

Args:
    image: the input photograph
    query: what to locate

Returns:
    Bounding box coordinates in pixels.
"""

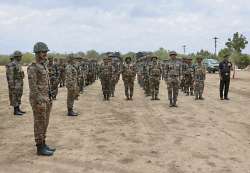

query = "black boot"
[14,107,23,116]
[68,108,78,116]
[173,100,178,107]
[37,144,54,156]
[169,100,173,107]
[155,94,160,100]
[151,93,155,100]
[43,141,56,152]
[18,106,26,114]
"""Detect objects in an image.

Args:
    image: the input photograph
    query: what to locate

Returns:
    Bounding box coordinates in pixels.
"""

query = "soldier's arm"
[8,64,16,88]
[27,65,43,102]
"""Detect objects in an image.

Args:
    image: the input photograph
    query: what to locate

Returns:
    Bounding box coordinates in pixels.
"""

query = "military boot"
[14,107,23,116]
[68,108,78,116]
[190,91,194,96]
[43,141,56,152]
[151,93,155,100]
[169,100,173,107]
[18,106,26,114]
[199,95,204,100]
[37,144,53,156]
[155,94,160,100]
[130,94,133,100]
[173,100,178,107]
[186,92,189,96]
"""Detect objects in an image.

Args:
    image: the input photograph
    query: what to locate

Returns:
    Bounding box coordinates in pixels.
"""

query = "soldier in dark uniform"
[219,54,232,100]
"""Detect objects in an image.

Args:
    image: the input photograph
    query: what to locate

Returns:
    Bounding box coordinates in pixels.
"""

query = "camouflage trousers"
[194,80,204,98]
[144,78,151,96]
[12,86,23,107]
[166,78,179,101]
[110,79,116,96]
[31,100,52,145]
[184,76,194,94]
[67,88,78,109]
[79,78,85,92]
[123,78,134,98]
[8,85,13,106]
[59,74,66,87]
[51,79,59,99]
[150,78,160,96]
[180,78,185,91]
[101,80,111,96]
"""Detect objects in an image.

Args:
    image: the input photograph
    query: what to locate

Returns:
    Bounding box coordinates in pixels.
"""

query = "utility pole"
[182,45,186,54]
[213,37,218,57]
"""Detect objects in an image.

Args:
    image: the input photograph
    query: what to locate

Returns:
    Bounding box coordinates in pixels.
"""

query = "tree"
[85,50,99,60]
[196,49,214,59]
[218,48,231,61]
[225,32,248,78]
[154,47,169,60]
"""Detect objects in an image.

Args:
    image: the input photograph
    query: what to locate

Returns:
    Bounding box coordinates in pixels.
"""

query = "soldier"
[27,42,55,156]
[194,56,206,100]
[219,54,232,100]
[8,51,26,115]
[58,58,66,87]
[6,55,14,107]
[47,56,60,100]
[149,56,162,100]
[99,56,112,101]
[164,51,182,107]
[65,54,79,116]
[142,56,151,97]
[180,57,187,92]
[122,56,136,100]
[184,57,194,96]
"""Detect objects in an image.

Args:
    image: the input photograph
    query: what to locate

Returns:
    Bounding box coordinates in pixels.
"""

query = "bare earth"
[0,66,250,173]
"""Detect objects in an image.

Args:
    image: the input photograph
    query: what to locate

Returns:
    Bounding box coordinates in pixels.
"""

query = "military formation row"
[5,42,232,156]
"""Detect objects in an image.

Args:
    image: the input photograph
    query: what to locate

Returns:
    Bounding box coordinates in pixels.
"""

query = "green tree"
[85,50,99,60]
[225,32,248,78]
[154,47,168,60]
[218,48,231,61]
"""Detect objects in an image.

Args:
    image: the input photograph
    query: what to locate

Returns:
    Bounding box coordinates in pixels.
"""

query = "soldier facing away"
[164,51,182,107]
[7,51,26,115]
[149,56,162,100]
[122,56,136,100]
[99,56,112,101]
[6,55,14,107]
[65,54,79,116]
[193,56,206,100]
[27,42,55,156]
[184,57,194,96]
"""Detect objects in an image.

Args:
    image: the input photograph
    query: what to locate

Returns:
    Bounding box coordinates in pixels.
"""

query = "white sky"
[0,0,249,54]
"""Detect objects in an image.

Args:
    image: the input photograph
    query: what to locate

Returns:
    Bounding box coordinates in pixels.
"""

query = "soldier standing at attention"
[65,54,79,116]
[47,56,60,100]
[194,56,206,100]
[164,51,181,107]
[8,51,26,115]
[219,54,232,100]
[6,55,14,107]
[184,57,194,96]
[99,56,112,101]
[149,56,162,100]
[27,42,55,156]
[122,56,136,100]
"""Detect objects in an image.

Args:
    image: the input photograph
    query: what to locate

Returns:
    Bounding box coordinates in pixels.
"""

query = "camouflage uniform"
[47,56,60,100]
[122,57,136,100]
[184,58,194,96]
[149,56,162,100]
[27,42,55,156]
[7,51,25,115]
[6,56,14,106]
[99,57,112,100]
[164,51,182,107]
[180,57,187,92]
[65,55,79,116]
[194,57,206,100]
[59,59,66,87]
[142,61,151,96]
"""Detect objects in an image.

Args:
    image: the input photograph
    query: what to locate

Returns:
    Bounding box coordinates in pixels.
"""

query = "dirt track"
[0,66,250,173]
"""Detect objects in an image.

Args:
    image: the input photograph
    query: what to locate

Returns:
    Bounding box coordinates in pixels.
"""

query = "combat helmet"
[125,56,132,61]
[12,50,23,57]
[33,42,50,53]
[151,55,158,61]
[169,51,177,56]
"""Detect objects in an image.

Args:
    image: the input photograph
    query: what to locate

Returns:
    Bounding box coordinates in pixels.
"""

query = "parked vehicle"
[202,59,219,73]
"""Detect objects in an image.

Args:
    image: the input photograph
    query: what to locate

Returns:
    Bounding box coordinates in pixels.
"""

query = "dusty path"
[0,66,250,173]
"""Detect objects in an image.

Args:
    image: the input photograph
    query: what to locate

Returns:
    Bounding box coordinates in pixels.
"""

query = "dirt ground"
[0,66,250,173]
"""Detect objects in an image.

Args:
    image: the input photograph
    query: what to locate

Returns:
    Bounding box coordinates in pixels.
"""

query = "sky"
[0,0,250,54]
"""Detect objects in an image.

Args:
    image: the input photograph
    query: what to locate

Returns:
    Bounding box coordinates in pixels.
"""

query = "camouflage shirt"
[27,61,51,104]
[7,60,24,89]
[65,64,78,90]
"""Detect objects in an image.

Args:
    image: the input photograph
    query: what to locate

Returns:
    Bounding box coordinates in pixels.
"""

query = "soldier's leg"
[12,89,22,115]
[224,79,230,99]
[155,80,160,100]
[130,80,134,99]
[8,86,13,106]
[150,80,155,100]
[190,79,194,96]
[199,81,205,100]
[173,80,179,106]
[67,89,77,116]
[167,81,173,106]
[124,82,129,99]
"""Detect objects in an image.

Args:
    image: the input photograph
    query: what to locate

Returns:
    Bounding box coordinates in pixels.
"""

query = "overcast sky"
[0,0,250,54]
